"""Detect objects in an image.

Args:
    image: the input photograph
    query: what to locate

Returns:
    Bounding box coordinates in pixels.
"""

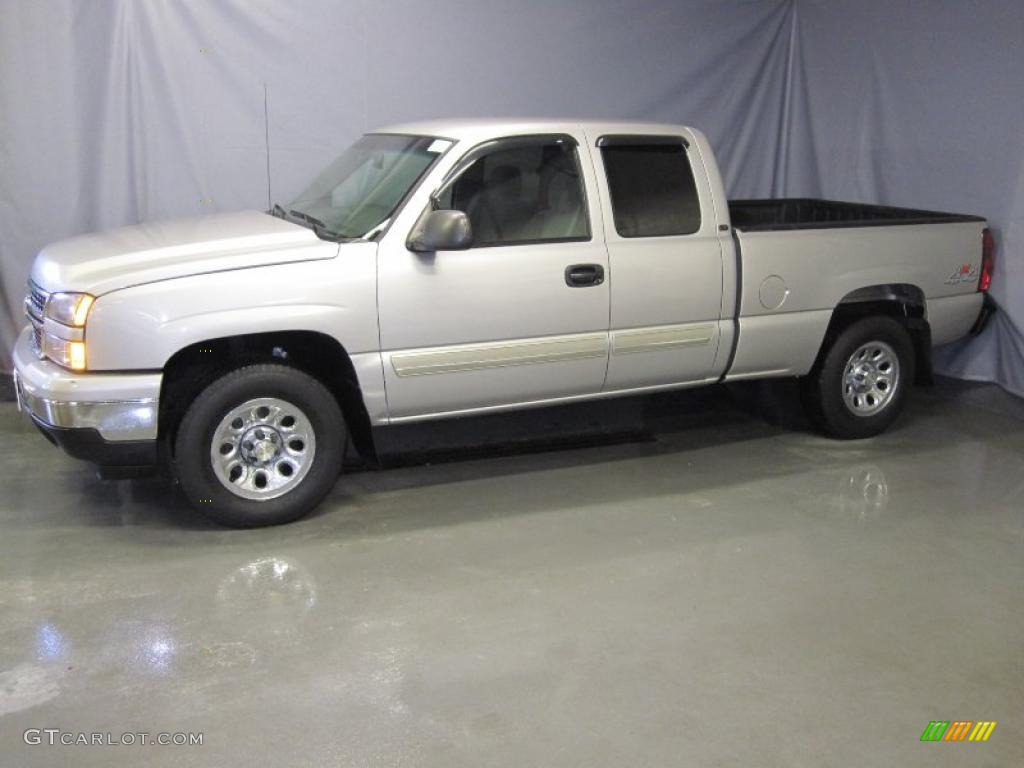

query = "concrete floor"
[0,379,1021,766]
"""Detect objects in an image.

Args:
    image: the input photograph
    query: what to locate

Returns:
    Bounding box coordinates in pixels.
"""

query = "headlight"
[42,292,93,370]
[45,292,95,327]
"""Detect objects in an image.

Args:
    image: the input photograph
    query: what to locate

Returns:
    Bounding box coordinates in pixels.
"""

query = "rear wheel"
[173,364,345,527]
[801,316,915,439]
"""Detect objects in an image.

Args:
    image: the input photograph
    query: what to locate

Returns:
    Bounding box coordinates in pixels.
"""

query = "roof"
[371,117,693,143]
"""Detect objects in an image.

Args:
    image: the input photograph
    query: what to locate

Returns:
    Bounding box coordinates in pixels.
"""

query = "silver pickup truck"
[12,119,995,526]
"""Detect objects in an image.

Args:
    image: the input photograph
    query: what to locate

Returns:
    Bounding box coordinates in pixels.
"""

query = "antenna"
[263,82,272,210]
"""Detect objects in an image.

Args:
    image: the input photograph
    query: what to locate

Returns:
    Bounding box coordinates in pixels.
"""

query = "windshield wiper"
[270,202,288,218]
[285,208,351,242]
[288,209,327,229]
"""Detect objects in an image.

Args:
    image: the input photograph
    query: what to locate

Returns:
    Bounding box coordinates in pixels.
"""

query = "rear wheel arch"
[801,315,916,439]
[159,331,377,466]
[815,283,932,385]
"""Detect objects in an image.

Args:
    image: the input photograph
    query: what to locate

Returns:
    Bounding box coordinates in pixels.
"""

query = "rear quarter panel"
[728,220,985,378]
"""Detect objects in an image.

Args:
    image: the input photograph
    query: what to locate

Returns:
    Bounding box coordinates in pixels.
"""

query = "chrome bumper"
[12,327,161,442]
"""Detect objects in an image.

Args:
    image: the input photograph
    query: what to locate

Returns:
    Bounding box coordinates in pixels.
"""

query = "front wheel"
[801,316,915,439]
[173,364,345,527]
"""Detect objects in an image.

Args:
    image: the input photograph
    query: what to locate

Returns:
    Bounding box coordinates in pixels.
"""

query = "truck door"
[587,133,726,391]
[377,133,611,420]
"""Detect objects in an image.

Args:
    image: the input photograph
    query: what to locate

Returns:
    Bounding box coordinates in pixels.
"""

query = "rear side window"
[600,141,701,237]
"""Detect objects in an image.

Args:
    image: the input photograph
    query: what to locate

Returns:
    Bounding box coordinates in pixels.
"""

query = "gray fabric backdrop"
[2,0,1022,395]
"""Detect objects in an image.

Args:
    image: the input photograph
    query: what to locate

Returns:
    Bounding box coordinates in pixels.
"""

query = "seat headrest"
[548,171,581,213]
[487,164,523,200]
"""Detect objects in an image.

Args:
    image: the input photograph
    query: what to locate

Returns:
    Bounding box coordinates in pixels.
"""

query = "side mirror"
[407,209,473,252]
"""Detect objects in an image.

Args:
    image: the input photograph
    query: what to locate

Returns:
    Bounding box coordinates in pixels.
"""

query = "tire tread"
[173,363,345,527]
[801,316,915,440]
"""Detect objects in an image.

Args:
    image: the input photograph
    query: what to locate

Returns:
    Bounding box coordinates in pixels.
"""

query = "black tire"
[801,316,915,439]
[173,364,345,527]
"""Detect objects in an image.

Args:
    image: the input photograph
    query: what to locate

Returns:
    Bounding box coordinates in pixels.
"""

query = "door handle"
[565,263,605,287]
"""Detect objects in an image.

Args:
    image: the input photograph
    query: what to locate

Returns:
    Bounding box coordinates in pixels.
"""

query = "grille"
[25,280,48,358]
[26,280,47,321]
[30,325,43,357]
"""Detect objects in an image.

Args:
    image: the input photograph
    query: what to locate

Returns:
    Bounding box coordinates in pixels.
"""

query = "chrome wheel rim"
[842,341,900,417]
[210,397,316,500]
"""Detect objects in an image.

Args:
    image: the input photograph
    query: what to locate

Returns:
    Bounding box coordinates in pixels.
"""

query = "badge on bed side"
[944,263,978,285]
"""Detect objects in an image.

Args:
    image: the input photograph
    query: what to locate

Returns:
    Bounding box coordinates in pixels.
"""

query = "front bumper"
[12,327,162,466]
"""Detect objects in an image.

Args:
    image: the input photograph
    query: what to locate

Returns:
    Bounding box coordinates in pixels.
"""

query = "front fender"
[85,248,379,371]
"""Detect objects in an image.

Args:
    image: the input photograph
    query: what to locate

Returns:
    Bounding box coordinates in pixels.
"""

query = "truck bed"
[729,198,983,232]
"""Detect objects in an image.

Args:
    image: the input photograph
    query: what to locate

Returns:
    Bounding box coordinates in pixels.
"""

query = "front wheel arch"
[159,331,377,467]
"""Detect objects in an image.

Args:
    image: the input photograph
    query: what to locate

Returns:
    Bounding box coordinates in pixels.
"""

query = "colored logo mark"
[920,721,996,742]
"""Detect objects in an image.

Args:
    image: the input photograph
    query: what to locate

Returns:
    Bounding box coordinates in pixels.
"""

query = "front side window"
[288,134,446,239]
[436,136,589,246]
[600,139,701,237]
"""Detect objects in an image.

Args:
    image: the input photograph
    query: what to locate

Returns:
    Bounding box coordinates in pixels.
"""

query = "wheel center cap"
[851,363,875,392]
[240,427,281,465]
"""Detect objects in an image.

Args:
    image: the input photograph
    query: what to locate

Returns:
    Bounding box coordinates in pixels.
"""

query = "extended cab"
[12,120,996,526]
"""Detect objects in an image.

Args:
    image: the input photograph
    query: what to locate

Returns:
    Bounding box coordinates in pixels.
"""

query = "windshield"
[287,134,447,239]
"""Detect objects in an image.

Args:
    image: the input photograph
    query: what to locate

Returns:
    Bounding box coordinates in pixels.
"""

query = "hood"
[30,210,338,295]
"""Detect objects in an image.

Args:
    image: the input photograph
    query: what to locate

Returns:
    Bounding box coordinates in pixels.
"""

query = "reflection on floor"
[0,378,1022,766]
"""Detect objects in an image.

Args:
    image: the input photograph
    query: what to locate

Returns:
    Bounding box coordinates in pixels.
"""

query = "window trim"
[597,135,702,239]
[430,133,593,249]
[596,134,689,149]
